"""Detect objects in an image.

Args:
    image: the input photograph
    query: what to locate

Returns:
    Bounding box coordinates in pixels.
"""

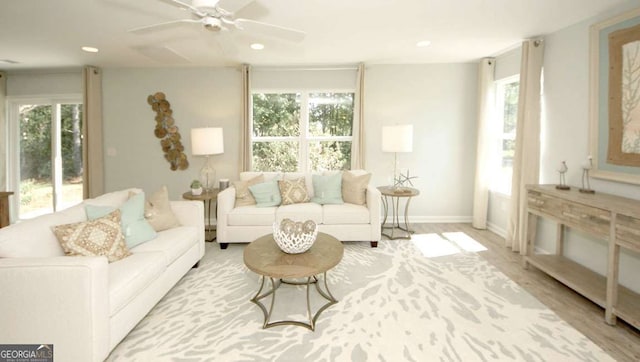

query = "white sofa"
[217,171,381,248]
[0,188,204,362]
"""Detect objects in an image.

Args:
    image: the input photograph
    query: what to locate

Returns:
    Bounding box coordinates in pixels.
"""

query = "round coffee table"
[243,232,344,331]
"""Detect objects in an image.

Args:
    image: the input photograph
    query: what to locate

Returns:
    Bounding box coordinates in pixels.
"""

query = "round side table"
[182,189,219,242]
[377,186,420,240]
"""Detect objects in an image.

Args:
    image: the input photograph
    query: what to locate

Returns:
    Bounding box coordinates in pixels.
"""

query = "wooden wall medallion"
[147,92,189,171]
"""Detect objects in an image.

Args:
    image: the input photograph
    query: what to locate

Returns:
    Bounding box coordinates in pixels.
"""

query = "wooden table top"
[182,188,219,201]
[243,232,344,279]
[377,186,420,197]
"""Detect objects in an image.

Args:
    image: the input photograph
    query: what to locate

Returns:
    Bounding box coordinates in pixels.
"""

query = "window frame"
[250,88,355,172]
[7,94,83,220]
[491,75,520,196]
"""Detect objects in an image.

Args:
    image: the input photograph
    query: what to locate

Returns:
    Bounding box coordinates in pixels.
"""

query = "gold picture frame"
[589,7,640,184]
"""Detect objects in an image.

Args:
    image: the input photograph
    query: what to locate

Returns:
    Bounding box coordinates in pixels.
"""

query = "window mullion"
[300,92,310,172]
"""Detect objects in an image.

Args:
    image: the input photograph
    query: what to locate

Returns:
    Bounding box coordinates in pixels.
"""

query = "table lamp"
[382,124,413,188]
[190,127,224,192]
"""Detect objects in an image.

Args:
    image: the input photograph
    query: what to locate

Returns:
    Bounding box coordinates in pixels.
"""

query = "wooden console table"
[524,184,640,329]
[0,192,13,228]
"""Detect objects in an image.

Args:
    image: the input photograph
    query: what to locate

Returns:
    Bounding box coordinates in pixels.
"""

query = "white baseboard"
[487,222,507,238]
[406,215,473,223]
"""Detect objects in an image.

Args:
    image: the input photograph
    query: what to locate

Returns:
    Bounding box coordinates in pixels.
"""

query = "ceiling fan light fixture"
[250,43,264,50]
[203,17,223,31]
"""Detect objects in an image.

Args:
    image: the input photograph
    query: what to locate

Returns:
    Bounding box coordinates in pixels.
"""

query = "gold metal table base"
[380,192,415,240]
[250,272,338,331]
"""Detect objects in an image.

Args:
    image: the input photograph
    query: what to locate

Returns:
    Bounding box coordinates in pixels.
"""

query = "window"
[251,91,354,172]
[492,76,519,195]
[8,97,83,219]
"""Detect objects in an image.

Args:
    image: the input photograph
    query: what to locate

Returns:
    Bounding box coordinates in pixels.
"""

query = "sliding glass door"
[9,98,83,219]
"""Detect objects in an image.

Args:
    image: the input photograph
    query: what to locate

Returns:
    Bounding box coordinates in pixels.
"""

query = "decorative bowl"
[273,219,318,254]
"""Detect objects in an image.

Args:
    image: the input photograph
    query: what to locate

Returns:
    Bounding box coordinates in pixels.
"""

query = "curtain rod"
[251,65,359,72]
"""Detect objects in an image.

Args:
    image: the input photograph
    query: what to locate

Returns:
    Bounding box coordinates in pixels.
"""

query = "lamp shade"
[382,124,413,153]
[190,127,224,155]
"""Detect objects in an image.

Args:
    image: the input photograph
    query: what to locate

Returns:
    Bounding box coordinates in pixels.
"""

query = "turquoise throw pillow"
[312,173,344,205]
[85,192,157,248]
[249,180,282,207]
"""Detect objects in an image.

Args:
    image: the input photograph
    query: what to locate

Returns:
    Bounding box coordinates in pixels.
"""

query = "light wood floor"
[401,223,640,362]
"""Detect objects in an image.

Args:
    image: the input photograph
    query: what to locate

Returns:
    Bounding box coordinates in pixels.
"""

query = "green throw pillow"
[312,173,344,205]
[85,192,157,248]
[249,180,282,207]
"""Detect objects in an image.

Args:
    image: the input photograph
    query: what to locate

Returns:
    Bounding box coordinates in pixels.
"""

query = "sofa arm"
[216,187,236,243]
[366,185,382,241]
[0,256,110,362]
[170,200,205,256]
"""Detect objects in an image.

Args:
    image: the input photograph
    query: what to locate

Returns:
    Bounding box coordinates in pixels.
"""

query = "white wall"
[364,64,478,221]
[541,3,640,291]
[102,67,241,201]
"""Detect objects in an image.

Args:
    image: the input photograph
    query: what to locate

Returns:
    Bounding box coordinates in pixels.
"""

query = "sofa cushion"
[276,203,323,224]
[85,192,157,248]
[342,171,371,205]
[323,203,370,224]
[234,174,264,207]
[131,226,198,266]
[108,251,165,316]
[84,188,143,208]
[311,173,344,205]
[144,186,181,232]
[228,206,276,226]
[0,203,86,258]
[278,177,310,205]
[52,210,131,263]
[249,180,282,207]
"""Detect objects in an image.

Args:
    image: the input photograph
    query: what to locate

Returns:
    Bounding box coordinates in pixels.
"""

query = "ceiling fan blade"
[163,0,207,16]
[234,18,305,42]
[128,19,202,33]
[218,0,255,14]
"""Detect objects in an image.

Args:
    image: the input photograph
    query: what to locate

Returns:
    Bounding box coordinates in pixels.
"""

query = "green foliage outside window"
[252,92,354,172]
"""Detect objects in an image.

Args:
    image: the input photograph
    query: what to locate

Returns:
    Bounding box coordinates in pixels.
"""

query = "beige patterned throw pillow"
[278,177,310,205]
[342,171,372,205]
[234,174,265,207]
[52,209,131,263]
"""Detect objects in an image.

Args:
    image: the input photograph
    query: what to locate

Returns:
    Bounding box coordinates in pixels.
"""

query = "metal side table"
[377,186,420,240]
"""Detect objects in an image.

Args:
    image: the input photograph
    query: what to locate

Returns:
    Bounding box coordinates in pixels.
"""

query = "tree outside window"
[493,77,519,195]
[251,92,354,172]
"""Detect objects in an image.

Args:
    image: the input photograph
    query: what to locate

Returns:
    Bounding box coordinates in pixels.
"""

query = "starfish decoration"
[394,169,418,187]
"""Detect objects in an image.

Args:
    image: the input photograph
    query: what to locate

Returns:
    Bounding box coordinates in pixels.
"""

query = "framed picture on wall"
[589,7,640,184]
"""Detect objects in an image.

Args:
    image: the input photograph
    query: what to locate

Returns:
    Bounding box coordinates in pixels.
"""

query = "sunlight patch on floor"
[412,232,487,258]
[442,232,488,252]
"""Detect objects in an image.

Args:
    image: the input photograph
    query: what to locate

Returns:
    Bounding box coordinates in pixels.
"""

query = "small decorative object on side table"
[190,179,203,195]
[580,156,595,194]
[556,161,570,190]
[182,188,219,242]
[377,186,420,240]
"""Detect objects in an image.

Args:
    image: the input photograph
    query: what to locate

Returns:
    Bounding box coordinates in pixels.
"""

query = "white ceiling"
[0,0,635,70]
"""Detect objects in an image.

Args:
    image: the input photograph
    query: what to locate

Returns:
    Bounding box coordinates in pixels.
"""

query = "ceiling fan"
[129,0,306,42]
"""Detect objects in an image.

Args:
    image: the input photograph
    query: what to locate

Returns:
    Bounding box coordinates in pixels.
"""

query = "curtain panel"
[82,66,104,199]
[240,64,252,172]
[351,63,366,169]
[472,58,496,229]
[506,39,545,253]
[0,72,6,191]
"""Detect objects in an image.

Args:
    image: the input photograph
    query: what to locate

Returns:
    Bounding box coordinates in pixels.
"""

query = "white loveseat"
[216,171,381,248]
[0,188,204,362]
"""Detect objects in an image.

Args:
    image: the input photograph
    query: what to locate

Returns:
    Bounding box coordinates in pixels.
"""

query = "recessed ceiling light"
[81,46,99,53]
[416,40,431,48]
[250,43,264,50]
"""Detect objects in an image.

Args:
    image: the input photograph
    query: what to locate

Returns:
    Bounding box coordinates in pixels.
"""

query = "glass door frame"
[7,94,82,222]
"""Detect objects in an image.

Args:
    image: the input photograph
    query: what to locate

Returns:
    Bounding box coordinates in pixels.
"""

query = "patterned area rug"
[107,234,613,361]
